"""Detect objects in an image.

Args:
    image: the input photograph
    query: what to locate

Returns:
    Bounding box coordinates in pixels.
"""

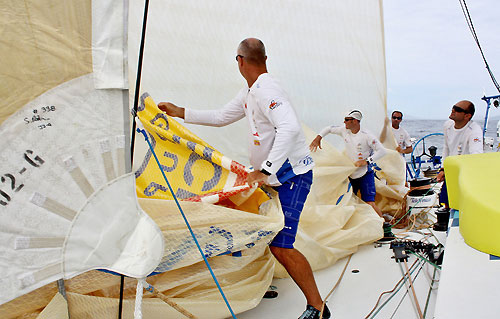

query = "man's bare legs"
[270,246,324,310]
[367,201,390,222]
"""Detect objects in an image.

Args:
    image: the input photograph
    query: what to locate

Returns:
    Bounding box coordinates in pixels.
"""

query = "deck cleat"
[433,207,450,231]
[378,222,395,242]
[263,285,278,299]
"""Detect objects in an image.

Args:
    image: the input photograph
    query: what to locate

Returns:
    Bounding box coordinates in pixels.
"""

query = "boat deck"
[434,210,500,319]
[238,209,500,319]
[239,228,446,319]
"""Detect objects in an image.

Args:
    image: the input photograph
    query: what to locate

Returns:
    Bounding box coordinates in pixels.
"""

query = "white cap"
[345,109,362,121]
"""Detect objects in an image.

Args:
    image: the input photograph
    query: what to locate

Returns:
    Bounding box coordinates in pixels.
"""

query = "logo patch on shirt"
[473,138,480,142]
[269,100,282,110]
[254,140,260,146]
[302,155,313,166]
[266,161,272,167]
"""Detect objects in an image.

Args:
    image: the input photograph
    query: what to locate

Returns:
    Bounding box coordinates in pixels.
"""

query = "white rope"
[134,278,146,319]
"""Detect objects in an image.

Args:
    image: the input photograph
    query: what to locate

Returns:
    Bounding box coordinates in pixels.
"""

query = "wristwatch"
[260,168,271,176]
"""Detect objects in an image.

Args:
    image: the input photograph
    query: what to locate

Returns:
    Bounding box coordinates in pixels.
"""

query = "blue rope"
[137,126,238,319]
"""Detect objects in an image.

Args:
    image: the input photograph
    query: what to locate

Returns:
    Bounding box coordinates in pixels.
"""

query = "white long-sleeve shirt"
[319,126,386,179]
[392,127,412,149]
[184,73,313,186]
[443,119,483,158]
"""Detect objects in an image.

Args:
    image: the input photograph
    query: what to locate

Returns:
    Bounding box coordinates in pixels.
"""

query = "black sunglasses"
[392,116,402,120]
[235,54,244,61]
[452,105,469,113]
[344,117,355,121]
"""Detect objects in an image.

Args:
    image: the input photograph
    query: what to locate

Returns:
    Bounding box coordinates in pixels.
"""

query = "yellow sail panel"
[135,94,269,214]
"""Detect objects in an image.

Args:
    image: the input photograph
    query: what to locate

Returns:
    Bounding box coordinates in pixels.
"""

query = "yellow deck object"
[444,152,500,256]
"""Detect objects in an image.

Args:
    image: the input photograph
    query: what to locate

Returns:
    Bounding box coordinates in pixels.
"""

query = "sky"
[383,0,500,120]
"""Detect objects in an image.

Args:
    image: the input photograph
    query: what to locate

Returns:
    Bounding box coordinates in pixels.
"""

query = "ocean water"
[402,119,499,157]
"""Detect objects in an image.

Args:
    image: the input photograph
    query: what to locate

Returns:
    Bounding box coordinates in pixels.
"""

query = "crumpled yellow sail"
[135,93,270,214]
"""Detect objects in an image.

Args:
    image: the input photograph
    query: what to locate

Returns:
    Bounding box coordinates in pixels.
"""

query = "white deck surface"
[434,211,500,319]
[238,230,447,319]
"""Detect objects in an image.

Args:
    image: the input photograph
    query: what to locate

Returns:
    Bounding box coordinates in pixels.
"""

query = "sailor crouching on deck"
[158,38,330,319]
[309,110,387,220]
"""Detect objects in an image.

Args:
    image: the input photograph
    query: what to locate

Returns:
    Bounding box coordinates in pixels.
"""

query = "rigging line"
[389,282,410,319]
[143,282,197,318]
[423,260,440,285]
[397,262,421,319]
[122,1,150,318]
[368,258,426,319]
[459,1,475,39]
[458,0,500,93]
[423,246,442,318]
[382,259,424,318]
[130,0,151,165]
[389,259,427,319]
[136,123,238,319]
[460,0,500,91]
[320,254,352,318]
[364,259,419,319]
[402,259,424,318]
[118,274,125,319]
[408,251,442,270]
[424,226,443,247]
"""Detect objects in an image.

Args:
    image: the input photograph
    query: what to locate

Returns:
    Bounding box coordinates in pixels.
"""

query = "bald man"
[437,100,483,209]
[158,38,330,319]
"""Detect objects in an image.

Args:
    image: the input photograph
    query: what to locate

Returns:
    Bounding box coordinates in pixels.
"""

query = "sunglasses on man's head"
[452,105,469,113]
[344,117,355,121]
[392,116,402,120]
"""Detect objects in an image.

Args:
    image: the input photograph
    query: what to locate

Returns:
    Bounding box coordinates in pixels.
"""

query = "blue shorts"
[439,179,449,205]
[349,170,376,202]
[270,170,313,249]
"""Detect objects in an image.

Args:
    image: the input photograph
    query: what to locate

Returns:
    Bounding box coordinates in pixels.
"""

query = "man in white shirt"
[309,110,387,219]
[436,100,483,209]
[391,111,412,155]
[157,38,329,319]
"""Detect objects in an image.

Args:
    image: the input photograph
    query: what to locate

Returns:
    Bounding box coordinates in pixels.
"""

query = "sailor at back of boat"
[391,110,413,156]
[437,100,483,209]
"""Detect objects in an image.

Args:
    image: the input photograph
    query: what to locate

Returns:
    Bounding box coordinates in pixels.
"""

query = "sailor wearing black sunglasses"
[391,110,412,155]
[437,100,483,210]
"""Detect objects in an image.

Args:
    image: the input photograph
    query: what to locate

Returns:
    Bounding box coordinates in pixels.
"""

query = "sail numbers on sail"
[0,150,45,206]
[23,105,57,130]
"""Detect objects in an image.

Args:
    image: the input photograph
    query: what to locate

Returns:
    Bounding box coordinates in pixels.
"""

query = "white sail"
[0,0,163,307]
[128,0,389,165]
